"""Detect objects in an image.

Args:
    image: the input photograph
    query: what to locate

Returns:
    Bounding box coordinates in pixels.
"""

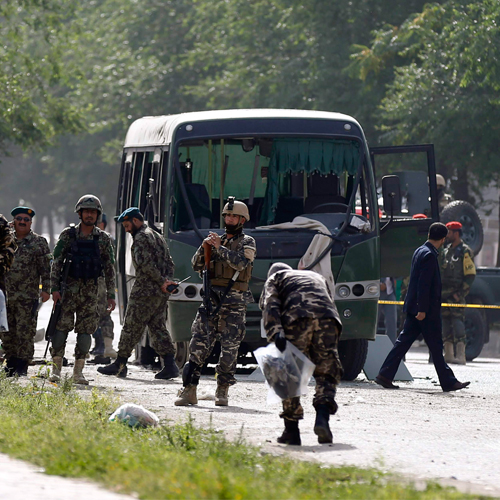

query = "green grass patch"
[0,373,486,500]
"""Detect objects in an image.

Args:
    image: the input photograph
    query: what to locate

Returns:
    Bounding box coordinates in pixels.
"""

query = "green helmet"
[74,194,103,215]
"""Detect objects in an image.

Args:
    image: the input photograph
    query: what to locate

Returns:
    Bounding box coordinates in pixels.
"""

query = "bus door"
[370,144,439,278]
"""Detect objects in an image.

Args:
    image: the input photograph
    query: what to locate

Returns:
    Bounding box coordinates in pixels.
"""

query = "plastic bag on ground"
[254,341,316,404]
[109,403,159,428]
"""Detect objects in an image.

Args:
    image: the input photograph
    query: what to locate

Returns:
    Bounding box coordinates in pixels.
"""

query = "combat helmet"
[74,194,103,215]
[222,196,250,222]
[436,174,446,188]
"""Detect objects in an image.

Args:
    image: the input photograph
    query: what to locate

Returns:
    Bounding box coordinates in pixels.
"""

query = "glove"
[274,331,287,352]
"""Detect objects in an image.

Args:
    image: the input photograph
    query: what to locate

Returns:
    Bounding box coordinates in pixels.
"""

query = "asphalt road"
[5,301,500,498]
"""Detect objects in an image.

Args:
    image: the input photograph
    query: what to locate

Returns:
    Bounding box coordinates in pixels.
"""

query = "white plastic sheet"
[109,403,159,428]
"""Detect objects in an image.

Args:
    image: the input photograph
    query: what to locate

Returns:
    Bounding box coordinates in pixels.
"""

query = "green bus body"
[115,110,439,377]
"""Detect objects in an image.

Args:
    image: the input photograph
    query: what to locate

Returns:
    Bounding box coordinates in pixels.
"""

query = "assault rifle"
[44,240,73,358]
[201,242,213,333]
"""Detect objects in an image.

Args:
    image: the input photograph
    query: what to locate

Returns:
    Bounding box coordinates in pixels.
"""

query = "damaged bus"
[115,109,440,379]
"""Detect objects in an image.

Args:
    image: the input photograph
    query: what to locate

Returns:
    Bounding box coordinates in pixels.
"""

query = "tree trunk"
[47,210,55,250]
[453,163,470,202]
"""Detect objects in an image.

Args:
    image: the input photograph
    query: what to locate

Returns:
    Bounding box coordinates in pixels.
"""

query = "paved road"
[5,301,500,498]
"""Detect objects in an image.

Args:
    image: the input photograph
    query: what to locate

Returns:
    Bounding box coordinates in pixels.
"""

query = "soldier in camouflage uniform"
[98,207,179,379]
[441,221,476,364]
[0,214,17,366]
[175,198,256,407]
[50,195,116,385]
[3,207,51,376]
[259,262,343,446]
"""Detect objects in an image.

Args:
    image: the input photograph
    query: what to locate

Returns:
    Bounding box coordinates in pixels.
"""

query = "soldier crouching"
[175,197,256,407]
[260,263,343,446]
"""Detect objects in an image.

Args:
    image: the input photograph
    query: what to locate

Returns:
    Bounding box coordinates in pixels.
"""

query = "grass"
[0,372,489,500]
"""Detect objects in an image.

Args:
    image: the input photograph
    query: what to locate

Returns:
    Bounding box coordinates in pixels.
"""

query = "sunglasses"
[15,217,32,222]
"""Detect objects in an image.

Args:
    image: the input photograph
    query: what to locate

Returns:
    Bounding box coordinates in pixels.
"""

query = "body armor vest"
[210,234,252,291]
[68,232,102,282]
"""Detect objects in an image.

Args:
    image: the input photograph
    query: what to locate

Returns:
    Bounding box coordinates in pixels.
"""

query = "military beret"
[446,221,462,230]
[11,206,35,217]
[116,207,143,223]
[412,213,427,219]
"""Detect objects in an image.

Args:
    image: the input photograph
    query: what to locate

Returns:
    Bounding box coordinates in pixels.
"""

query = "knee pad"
[51,330,67,351]
[182,361,200,386]
[76,333,92,354]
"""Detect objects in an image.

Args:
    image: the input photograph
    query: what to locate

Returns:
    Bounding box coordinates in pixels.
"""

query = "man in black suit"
[375,222,470,392]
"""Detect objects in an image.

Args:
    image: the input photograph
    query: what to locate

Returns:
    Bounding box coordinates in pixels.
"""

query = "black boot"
[97,356,128,378]
[314,404,333,444]
[16,358,29,377]
[4,357,19,377]
[91,328,104,356]
[155,354,180,380]
[277,419,301,446]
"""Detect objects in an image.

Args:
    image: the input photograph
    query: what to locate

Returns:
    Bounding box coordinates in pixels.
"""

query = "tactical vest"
[210,234,252,291]
[68,231,103,282]
[441,244,466,289]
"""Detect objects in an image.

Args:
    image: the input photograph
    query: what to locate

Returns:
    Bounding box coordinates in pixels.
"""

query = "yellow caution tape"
[378,300,500,310]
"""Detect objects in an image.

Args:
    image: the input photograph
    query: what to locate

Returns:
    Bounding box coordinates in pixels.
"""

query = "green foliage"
[0,375,480,499]
[0,0,87,151]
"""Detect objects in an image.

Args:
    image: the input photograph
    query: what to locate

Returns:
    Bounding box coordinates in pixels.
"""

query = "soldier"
[0,214,17,363]
[98,207,179,379]
[49,195,116,384]
[436,174,453,213]
[175,197,256,407]
[91,213,117,361]
[441,221,476,364]
[3,207,51,376]
[259,262,343,446]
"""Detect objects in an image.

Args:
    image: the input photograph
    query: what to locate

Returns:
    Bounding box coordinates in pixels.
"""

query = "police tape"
[378,300,500,310]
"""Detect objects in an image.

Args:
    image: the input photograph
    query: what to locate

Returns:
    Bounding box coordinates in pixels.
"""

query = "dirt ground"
[4,304,500,499]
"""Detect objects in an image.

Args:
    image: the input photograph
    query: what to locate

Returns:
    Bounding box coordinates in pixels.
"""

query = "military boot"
[73,359,89,385]
[16,358,29,377]
[444,341,455,364]
[103,337,117,359]
[4,357,19,377]
[314,404,333,444]
[277,419,301,446]
[155,354,180,380]
[215,384,229,406]
[49,356,63,382]
[455,342,467,365]
[174,384,198,406]
[97,356,128,377]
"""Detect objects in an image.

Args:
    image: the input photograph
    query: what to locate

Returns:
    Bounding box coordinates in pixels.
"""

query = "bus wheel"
[174,341,189,368]
[465,308,487,361]
[338,339,368,381]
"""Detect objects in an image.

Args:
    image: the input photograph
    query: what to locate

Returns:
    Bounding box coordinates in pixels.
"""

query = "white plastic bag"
[0,290,8,333]
[109,403,159,428]
[254,341,315,404]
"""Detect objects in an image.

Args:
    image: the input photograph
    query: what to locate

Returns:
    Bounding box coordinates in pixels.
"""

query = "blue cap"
[11,206,35,217]
[116,207,142,223]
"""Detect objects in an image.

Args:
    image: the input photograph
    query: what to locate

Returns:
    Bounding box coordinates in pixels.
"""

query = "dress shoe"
[443,381,470,392]
[375,374,399,389]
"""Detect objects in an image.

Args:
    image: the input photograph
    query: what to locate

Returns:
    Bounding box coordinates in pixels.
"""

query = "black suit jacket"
[404,241,442,318]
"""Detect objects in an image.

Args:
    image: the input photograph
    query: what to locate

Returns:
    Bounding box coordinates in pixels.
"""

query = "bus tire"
[338,338,368,381]
[174,341,189,368]
[465,308,487,361]
[440,200,483,255]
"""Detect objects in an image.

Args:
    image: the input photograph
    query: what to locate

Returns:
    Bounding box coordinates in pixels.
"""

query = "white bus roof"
[123,108,361,148]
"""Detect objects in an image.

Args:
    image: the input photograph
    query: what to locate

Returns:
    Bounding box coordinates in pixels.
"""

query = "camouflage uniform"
[96,275,114,339]
[0,215,17,294]
[117,224,176,358]
[260,269,343,421]
[189,232,256,386]
[50,224,115,359]
[3,231,51,360]
[441,242,476,344]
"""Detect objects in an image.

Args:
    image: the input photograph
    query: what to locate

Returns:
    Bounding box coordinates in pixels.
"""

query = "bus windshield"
[171,136,374,233]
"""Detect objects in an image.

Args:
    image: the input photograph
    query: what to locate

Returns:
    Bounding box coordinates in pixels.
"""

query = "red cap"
[446,221,462,230]
[412,213,427,219]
